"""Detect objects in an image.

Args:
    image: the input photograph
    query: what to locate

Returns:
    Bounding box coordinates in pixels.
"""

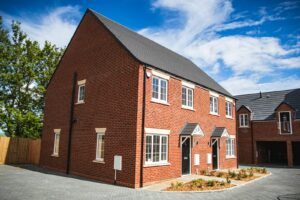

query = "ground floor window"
[226,138,235,157]
[95,128,106,162]
[146,134,168,164]
[52,129,60,156]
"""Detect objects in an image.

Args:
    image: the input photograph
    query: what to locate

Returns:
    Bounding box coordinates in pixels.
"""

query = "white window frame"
[225,101,233,118]
[52,129,61,156]
[226,137,235,158]
[144,128,170,166]
[278,111,293,134]
[151,76,168,104]
[210,95,218,115]
[182,86,194,109]
[77,79,86,104]
[239,114,249,128]
[94,128,106,162]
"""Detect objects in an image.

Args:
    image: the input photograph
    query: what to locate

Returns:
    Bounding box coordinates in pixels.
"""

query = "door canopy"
[211,127,229,138]
[180,123,204,136]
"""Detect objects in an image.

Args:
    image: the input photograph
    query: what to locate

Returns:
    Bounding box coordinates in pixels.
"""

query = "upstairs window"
[279,112,292,134]
[210,96,218,114]
[77,79,86,103]
[182,86,193,109]
[225,101,233,118]
[239,114,249,128]
[152,76,168,103]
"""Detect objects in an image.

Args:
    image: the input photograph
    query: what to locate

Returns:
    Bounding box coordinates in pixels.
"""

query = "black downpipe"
[66,72,77,174]
[140,66,147,188]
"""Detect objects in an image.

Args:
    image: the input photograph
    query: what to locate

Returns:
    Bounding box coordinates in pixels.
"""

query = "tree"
[0,16,64,138]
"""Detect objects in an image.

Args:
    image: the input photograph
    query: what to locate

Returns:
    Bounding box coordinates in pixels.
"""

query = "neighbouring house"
[236,89,300,167]
[40,9,237,188]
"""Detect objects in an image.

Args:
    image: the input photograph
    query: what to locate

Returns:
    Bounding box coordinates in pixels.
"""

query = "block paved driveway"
[0,165,300,200]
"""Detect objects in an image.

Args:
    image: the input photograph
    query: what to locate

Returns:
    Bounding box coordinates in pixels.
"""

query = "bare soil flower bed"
[199,167,268,182]
[165,179,234,192]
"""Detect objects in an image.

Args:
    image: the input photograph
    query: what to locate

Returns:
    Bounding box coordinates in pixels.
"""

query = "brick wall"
[237,103,300,166]
[40,10,141,188]
[141,69,237,184]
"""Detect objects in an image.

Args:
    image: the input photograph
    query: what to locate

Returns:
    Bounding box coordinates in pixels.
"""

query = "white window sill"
[93,159,105,164]
[151,99,170,106]
[75,101,85,105]
[239,126,249,128]
[144,162,170,168]
[226,115,233,119]
[226,156,236,159]
[210,112,219,116]
[279,132,293,135]
[51,154,59,157]
[181,105,195,111]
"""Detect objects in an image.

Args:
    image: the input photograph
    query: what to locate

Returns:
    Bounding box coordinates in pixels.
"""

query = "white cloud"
[1,6,79,47]
[221,75,300,95]
[139,0,300,94]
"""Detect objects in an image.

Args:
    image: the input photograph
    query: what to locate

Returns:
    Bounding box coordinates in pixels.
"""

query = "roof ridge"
[235,88,299,97]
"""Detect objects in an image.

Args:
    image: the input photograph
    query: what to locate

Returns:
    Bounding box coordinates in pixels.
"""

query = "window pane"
[229,103,232,116]
[188,89,193,107]
[214,97,218,113]
[160,80,167,101]
[244,114,248,126]
[146,136,152,162]
[79,85,85,101]
[152,77,159,99]
[182,87,187,106]
[280,112,291,133]
[161,136,167,161]
[153,135,160,162]
[210,97,213,112]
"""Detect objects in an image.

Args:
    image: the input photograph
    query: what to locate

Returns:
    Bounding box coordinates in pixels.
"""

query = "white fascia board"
[152,70,170,80]
[209,90,219,97]
[225,97,233,103]
[95,128,106,134]
[54,129,61,134]
[182,81,195,89]
[77,79,86,85]
[145,128,170,135]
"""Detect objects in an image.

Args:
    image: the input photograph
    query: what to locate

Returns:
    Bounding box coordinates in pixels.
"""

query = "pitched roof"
[89,9,232,97]
[180,123,204,136]
[211,127,229,137]
[235,89,300,120]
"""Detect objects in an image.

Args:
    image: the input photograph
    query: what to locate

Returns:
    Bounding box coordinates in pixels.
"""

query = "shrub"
[207,180,215,187]
[249,171,254,177]
[228,170,237,178]
[262,168,267,174]
[192,179,204,188]
[200,170,207,175]
[226,176,231,184]
[217,172,224,177]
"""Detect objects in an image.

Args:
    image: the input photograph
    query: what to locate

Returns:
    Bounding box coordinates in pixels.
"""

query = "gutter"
[139,65,147,188]
[66,72,77,174]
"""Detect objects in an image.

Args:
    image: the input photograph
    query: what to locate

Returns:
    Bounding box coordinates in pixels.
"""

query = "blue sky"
[1,0,300,95]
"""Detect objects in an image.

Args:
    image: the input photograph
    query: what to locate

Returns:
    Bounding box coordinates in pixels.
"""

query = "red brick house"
[40,9,237,188]
[236,89,300,167]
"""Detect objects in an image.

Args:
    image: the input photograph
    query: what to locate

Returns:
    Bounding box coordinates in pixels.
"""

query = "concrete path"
[0,165,300,200]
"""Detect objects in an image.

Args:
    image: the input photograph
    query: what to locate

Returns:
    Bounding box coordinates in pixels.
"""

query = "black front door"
[182,137,190,175]
[212,139,218,170]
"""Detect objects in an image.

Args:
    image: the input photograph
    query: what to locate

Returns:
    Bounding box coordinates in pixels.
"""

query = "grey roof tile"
[181,123,199,135]
[235,89,300,120]
[89,9,232,97]
[211,127,227,137]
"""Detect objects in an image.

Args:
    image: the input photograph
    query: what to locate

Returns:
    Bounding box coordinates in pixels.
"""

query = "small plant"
[217,172,224,177]
[171,181,183,189]
[207,180,215,187]
[236,172,242,180]
[200,170,207,175]
[220,181,225,186]
[226,176,231,184]
[249,171,254,177]
[262,168,267,174]
[192,179,204,188]
[228,170,237,178]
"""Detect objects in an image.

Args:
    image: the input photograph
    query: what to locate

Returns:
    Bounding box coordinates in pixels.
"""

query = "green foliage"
[0,16,64,138]
[207,180,215,187]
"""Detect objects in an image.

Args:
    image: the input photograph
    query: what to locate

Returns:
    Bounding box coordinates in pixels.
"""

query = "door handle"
[184,157,188,160]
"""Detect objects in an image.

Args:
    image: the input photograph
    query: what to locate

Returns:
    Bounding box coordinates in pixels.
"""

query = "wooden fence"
[0,137,41,165]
